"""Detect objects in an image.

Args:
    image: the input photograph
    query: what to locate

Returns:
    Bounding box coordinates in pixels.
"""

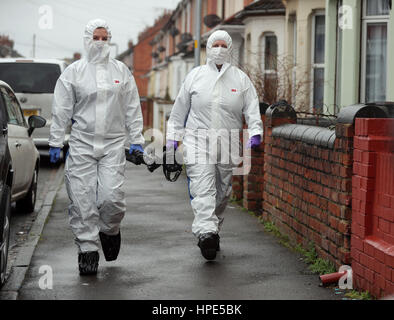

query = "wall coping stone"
[337,104,388,125]
[272,124,336,149]
[265,100,297,127]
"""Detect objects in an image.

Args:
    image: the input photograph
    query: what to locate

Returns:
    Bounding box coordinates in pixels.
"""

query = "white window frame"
[310,10,326,112]
[246,33,251,65]
[360,0,390,103]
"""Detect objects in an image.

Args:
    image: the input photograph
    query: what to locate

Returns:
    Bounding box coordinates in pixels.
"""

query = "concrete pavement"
[16,162,339,300]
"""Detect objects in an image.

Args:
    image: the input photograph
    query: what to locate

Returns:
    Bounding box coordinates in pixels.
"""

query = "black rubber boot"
[78,251,99,275]
[99,231,121,261]
[198,233,220,260]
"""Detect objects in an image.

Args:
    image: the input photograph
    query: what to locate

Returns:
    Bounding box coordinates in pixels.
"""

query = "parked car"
[0,80,46,213]
[0,82,13,288]
[0,58,69,157]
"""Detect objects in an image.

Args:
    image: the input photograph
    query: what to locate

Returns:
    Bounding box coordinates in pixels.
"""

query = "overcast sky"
[0,0,179,59]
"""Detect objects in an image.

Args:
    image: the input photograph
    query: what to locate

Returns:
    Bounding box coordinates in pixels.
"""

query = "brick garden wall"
[233,102,393,297]
[261,115,352,268]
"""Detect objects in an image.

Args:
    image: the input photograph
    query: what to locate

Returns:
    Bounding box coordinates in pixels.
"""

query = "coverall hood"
[206,30,233,66]
[84,19,112,64]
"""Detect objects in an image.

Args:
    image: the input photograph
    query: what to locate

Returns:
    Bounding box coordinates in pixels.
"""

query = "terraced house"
[324,0,394,113]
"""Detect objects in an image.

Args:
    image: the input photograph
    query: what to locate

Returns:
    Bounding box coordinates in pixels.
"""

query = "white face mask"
[208,46,229,65]
[93,40,107,48]
[84,39,110,64]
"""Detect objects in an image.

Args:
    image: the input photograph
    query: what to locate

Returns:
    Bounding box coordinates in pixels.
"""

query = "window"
[239,38,245,66]
[311,12,325,112]
[366,0,390,15]
[361,0,390,103]
[182,8,186,33]
[0,63,61,94]
[1,87,26,126]
[246,33,251,65]
[261,33,278,72]
[261,33,278,103]
[290,14,297,105]
[0,92,6,127]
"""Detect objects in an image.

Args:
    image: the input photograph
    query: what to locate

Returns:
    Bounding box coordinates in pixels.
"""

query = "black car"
[0,86,13,287]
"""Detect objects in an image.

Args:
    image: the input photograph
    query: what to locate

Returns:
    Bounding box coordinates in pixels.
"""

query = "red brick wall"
[208,0,218,14]
[261,121,353,268]
[133,14,171,96]
[133,14,171,129]
[242,115,266,211]
[351,118,394,298]
[232,102,393,297]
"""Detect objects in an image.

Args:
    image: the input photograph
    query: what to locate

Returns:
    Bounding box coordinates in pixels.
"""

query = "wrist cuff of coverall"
[128,136,145,146]
[248,129,263,139]
[49,142,64,148]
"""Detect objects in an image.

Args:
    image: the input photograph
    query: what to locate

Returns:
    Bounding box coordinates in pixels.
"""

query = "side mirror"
[28,115,46,136]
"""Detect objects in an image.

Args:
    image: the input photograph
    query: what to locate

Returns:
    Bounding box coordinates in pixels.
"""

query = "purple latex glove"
[247,134,261,149]
[166,139,178,150]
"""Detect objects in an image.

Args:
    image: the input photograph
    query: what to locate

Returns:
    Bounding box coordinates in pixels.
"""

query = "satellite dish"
[203,14,222,28]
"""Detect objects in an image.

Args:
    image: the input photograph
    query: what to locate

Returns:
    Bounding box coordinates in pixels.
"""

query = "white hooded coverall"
[166,30,263,237]
[49,19,144,252]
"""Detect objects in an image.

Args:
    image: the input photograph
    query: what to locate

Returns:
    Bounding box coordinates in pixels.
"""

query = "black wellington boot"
[99,231,121,261]
[78,251,99,275]
[198,233,220,260]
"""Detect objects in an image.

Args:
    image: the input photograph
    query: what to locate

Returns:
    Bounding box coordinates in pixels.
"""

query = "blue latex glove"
[49,147,61,163]
[247,135,261,150]
[166,139,178,150]
[129,144,144,154]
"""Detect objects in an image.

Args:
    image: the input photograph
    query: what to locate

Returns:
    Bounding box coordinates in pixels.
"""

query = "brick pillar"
[242,141,264,212]
[241,103,269,213]
[351,118,394,298]
[262,101,297,221]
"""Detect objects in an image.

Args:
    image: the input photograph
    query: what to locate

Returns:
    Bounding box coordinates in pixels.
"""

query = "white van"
[0,58,70,156]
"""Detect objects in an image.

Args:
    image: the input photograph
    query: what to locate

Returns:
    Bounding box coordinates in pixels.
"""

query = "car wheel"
[16,166,38,214]
[0,185,11,288]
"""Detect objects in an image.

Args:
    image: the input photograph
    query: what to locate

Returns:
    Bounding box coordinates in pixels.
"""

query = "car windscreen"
[0,63,61,94]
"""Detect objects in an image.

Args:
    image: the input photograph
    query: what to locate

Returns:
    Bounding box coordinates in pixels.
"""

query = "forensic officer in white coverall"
[49,19,145,275]
[166,30,263,260]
